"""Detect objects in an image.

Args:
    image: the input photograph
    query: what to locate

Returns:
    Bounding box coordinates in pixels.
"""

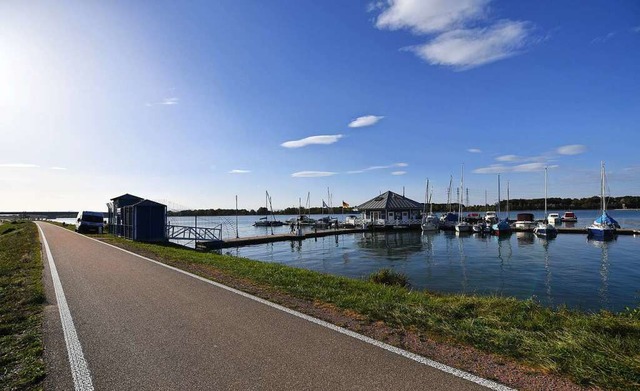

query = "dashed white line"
[38,224,94,391]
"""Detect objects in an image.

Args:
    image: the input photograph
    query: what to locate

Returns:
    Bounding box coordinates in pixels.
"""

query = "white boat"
[561,211,578,222]
[547,213,560,225]
[534,167,558,237]
[514,213,536,230]
[455,165,472,233]
[484,211,498,224]
[587,162,619,241]
[421,179,439,232]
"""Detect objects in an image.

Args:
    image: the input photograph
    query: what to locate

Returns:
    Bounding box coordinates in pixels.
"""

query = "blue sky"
[1,0,639,211]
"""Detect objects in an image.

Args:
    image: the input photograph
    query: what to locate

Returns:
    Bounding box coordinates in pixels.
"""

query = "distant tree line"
[167,206,354,217]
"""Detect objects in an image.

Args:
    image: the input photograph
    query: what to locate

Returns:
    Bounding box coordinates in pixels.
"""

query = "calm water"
[53,210,640,312]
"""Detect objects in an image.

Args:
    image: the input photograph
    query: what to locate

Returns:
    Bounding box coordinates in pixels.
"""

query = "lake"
[53,209,640,312]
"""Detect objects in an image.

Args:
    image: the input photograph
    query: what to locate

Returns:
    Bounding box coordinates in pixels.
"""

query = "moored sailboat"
[534,167,557,238]
[587,162,619,241]
[421,179,439,232]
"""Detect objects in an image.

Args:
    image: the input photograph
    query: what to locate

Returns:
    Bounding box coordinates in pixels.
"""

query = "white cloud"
[391,171,407,175]
[49,167,67,170]
[160,97,179,105]
[0,163,39,168]
[556,144,587,155]
[513,162,546,172]
[413,21,531,69]
[467,148,482,153]
[291,171,337,178]
[281,134,343,148]
[372,1,536,70]
[496,154,519,162]
[473,164,508,174]
[375,0,489,34]
[348,115,384,128]
[228,169,251,174]
[347,162,408,174]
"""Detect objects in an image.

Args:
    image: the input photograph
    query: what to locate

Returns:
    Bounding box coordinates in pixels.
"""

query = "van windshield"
[82,215,103,223]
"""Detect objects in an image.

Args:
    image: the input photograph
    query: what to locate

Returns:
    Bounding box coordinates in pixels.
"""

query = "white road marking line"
[50,223,515,391]
[38,225,94,391]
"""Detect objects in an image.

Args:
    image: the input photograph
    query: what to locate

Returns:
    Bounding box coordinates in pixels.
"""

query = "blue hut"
[108,194,167,242]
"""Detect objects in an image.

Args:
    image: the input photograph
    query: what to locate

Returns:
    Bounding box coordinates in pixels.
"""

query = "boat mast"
[497,174,501,215]
[423,179,429,215]
[601,162,604,215]
[544,167,548,218]
[507,180,510,220]
[447,175,453,212]
[459,164,464,222]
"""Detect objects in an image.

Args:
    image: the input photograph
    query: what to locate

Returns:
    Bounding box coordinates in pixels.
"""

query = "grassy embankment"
[96,234,639,390]
[0,221,45,390]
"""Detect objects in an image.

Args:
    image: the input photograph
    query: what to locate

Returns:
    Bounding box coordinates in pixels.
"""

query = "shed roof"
[111,193,144,202]
[357,191,423,210]
[131,199,167,208]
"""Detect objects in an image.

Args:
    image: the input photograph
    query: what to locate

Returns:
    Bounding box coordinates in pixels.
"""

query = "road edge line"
[37,224,94,391]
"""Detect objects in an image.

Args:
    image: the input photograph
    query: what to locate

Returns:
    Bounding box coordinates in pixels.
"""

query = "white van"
[76,211,105,233]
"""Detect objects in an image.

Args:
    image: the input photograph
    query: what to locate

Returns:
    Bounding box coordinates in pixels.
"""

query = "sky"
[1,0,639,212]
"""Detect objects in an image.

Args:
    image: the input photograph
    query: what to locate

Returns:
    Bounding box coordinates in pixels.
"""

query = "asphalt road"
[38,222,506,390]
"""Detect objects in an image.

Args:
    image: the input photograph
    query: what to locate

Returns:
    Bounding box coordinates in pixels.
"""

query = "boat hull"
[587,226,616,241]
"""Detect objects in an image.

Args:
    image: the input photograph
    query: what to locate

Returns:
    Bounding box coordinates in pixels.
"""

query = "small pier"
[196,227,367,250]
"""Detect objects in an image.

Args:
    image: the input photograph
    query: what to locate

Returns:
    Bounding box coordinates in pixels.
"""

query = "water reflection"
[516,231,535,246]
[588,239,611,309]
[356,231,424,260]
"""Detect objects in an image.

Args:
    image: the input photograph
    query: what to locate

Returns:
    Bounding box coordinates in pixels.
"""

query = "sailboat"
[533,167,558,237]
[492,174,511,235]
[253,191,285,227]
[421,179,439,231]
[587,162,619,240]
[455,165,472,233]
[439,175,458,230]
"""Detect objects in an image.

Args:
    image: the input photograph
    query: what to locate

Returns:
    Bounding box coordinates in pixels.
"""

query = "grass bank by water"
[0,221,45,390]
[101,235,639,390]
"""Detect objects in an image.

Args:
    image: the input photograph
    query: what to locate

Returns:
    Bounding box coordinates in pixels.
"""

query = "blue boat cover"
[442,212,458,222]
[594,212,620,228]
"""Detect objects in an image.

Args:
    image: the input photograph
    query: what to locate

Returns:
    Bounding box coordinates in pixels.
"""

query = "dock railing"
[166,222,222,241]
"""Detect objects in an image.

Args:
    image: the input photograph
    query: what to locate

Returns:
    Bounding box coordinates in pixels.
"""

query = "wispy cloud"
[412,21,531,69]
[291,171,337,178]
[473,164,507,174]
[228,169,251,174]
[281,134,343,148]
[0,163,39,168]
[496,154,519,162]
[474,144,585,174]
[467,148,482,153]
[591,32,616,44]
[347,162,408,174]
[146,97,179,107]
[391,171,407,175]
[49,167,67,170]
[556,144,587,155]
[348,115,384,128]
[371,0,537,70]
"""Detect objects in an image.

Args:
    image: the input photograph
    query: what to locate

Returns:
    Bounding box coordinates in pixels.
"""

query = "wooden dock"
[196,227,368,250]
[195,226,640,250]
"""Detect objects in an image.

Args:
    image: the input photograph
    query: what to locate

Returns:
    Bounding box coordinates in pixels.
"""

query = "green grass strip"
[0,221,45,390]
[103,236,639,390]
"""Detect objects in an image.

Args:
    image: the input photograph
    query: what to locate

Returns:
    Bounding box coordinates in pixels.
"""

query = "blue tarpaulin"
[594,212,620,228]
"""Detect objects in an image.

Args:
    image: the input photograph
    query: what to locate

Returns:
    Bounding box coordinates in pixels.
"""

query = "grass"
[99,235,640,390]
[0,221,45,390]
[367,268,410,288]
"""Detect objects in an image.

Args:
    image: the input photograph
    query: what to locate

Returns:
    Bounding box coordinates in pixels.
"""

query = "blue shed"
[108,194,167,242]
